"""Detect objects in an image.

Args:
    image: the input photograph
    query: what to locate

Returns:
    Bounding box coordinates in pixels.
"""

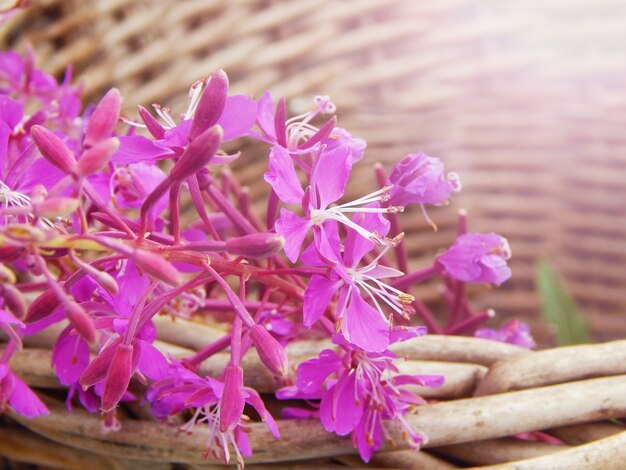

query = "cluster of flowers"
[0,49,533,466]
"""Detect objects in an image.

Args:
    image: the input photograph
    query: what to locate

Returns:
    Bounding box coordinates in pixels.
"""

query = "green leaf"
[536,259,590,345]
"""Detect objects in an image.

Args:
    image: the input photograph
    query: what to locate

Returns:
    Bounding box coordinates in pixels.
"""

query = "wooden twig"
[431,438,564,466]
[548,422,625,446]
[0,426,169,470]
[465,431,626,470]
[389,335,529,366]
[12,376,626,465]
[474,340,626,396]
[370,450,458,469]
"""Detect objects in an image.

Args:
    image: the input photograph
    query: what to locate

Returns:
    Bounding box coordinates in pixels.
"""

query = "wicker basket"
[4,327,626,469]
[2,0,626,468]
[4,0,625,344]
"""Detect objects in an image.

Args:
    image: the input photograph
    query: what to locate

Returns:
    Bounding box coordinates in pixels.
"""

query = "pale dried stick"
[548,422,625,445]
[431,438,564,466]
[465,431,626,470]
[398,375,626,448]
[389,335,529,366]
[13,376,626,465]
[4,347,60,389]
[474,340,626,396]
[0,426,167,470]
[395,360,487,398]
[152,315,225,351]
[369,450,458,469]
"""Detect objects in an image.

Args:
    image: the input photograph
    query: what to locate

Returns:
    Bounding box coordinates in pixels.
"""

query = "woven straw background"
[3,0,626,343]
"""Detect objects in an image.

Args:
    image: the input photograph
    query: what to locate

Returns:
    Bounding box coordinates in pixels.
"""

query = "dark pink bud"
[73,138,119,178]
[169,125,223,182]
[101,343,134,412]
[31,125,76,172]
[188,71,228,141]
[219,364,245,433]
[225,233,285,259]
[84,88,121,147]
[80,338,122,388]
[138,105,165,139]
[65,301,97,344]
[249,325,289,377]
[3,284,26,319]
[25,289,59,324]
[130,249,182,286]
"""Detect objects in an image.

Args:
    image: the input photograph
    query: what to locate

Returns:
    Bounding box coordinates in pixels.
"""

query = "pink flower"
[148,361,279,467]
[302,213,413,352]
[475,319,535,349]
[265,145,401,262]
[437,232,512,285]
[255,93,339,156]
[387,152,461,206]
[114,72,257,164]
[277,333,442,462]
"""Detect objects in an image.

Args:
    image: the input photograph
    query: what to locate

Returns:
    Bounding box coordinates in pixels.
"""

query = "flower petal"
[311,146,352,209]
[264,146,304,204]
[275,209,311,263]
[341,293,389,352]
[303,276,341,328]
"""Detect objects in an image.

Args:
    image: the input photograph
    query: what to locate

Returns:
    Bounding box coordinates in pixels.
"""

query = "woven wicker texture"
[3,0,626,343]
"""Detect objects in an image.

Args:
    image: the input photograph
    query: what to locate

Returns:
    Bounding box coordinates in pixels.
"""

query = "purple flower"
[277,333,442,462]
[475,319,535,349]
[265,145,401,262]
[255,93,339,156]
[387,152,461,206]
[114,72,257,164]
[302,213,414,352]
[77,261,169,411]
[437,232,512,285]
[148,361,279,466]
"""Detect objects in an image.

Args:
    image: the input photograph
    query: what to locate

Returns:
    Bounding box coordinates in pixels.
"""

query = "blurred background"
[2,0,626,344]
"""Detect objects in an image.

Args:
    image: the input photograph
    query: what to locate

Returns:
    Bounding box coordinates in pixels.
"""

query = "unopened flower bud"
[84,88,121,147]
[188,70,228,141]
[31,125,77,173]
[73,138,119,178]
[80,338,122,388]
[0,247,22,262]
[25,289,59,323]
[65,301,97,344]
[34,197,79,219]
[249,324,289,377]
[3,284,26,319]
[101,342,134,412]
[138,105,165,139]
[169,125,222,182]
[219,364,245,432]
[225,233,285,259]
[130,249,182,286]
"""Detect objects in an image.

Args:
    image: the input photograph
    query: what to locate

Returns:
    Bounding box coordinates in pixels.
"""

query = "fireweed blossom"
[114,71,257,165]
[0,48,525,466]
[264,144,403,262]
[302,213,414,352]
[148,360,279,467]
[277,333,443,462]
[437,232,512,285]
